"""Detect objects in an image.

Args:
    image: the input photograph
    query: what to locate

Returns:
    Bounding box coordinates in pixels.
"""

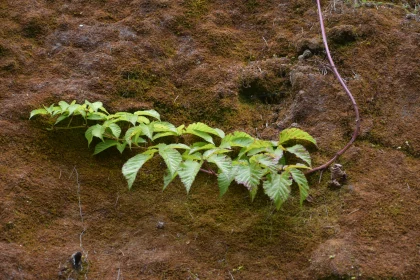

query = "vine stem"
[306,0,361,175]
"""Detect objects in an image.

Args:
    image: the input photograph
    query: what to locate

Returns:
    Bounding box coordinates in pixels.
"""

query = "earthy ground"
[1,0,420,279]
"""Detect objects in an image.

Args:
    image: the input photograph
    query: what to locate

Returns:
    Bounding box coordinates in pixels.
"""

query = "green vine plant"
[30,100,317,209]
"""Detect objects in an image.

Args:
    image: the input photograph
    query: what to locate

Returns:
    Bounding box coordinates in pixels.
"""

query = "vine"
[30,100,317,209]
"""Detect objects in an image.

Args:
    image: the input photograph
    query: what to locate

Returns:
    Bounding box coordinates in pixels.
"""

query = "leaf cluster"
[31,100,317,209]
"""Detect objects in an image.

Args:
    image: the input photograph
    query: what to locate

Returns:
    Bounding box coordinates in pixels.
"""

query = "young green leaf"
[234,161,265,191]
[163,170,177,190]
[29,108,48,119]
[134,109,161,121]
[94,139,119,155]
[220,131,254,148]
[279,128,317,147]
[207,154,232,174]
[186,122,222,137]
[158,145,182,176]
[286,144,311,166]
[91,124,105,142]
[289,168,309,206]
[139,123,154,140]
[116,142,127,154]
[58,101,70,111]
[108,123,122,139]
[178,160,203,193]
[54,114,69,125]
[122,153,154,189]
[263,171,292,209]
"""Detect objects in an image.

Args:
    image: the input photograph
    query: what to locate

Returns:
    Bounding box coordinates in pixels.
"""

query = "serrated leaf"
[153,122,178,133]
[279,128,317,147]
[94,139,119,155]
[108,123,122,138]
[220,131,254,148]
[44,104,55,114]
[55,114,69,125]
[234,161,265,190]
[166,143,191,150]
[137,116,150,124]
[58,101,70,111]
[249,186,258,202]
[186,122,222,137]
[116,142,127,154]
[29,108,48,119]
[217,165,237,197]
[139,123,154,140]
[91,124,105,142]
[207,154,232,174]
[289,168,309,206]
[263,171,292,209]
[158,145,182,176]
[271,148,284,162]
[182,151,202,161]
[125,126,142,147]
[152,131,178,141]
[286,144,311,166]
[163,170,177,190]
[187,130,214,144]
[203,148,230,159]
[189,142,215,154]
[134,109,161,120]
[122,153,153,189]
[249,154,278,172]
[178,160,203,193]
[67,104,80,116]
[87,112,108,121]
[85,125,95,146]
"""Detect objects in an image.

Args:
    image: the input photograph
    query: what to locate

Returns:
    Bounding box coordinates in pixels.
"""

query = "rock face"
[1,0,420,279]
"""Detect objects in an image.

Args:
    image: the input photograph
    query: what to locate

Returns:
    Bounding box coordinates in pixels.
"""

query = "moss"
[116,68,161,98]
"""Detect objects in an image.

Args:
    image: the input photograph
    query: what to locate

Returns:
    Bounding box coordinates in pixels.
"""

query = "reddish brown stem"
[200,168,217,176]
[306,0,361,175]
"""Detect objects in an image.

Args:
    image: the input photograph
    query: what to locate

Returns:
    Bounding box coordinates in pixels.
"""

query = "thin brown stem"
[306,0,361,175]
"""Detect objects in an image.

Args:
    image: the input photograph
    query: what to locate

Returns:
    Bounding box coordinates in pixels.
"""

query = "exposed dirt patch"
[1,0,419,279]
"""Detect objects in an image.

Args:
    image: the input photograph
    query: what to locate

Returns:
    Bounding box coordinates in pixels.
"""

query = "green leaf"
[29,108,48,119]
[116,142,127,154]
[189,142,215,154]
[182,151,202,161]
[90,101,103,112]
[122,153,153,189]
[115,112,138,125]
[178,160,203,193]
[249,154,277,172]
[55,114,69,125]
[166,143,191,150]
[286,144,311,166]
[158,145,182,176]
[279,128,317,147]
[67,104,80,116]
[203,148,230,159]
[152,131,178,141]
[94,139,119,155]
[125,126,142,147]
[153,122,178,133]
[217,168,236,197]
[91,124,105,142]
[220,131,254,148]
[87,112,108,121]
[85,125,95,146]
[234,161,265,190]
[163,170,177,190]
[137,116,150,124]
[289,168,309,206]
[207,154,232,174]
[108,123,122,138]
[139,123,154,140]
[186,122,222,137]
[187,129,214,144]
[43,104,55,114]
[263,171,292,209]
[134,109,161,121]
[58,101,70,111]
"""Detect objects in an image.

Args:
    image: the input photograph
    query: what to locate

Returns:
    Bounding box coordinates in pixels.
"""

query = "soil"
[1,0,420,279]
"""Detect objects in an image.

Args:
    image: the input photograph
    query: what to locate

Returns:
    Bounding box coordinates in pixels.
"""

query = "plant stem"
[306,0,361,175]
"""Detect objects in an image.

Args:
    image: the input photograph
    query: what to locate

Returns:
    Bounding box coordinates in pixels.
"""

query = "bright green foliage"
[30,100,317,209]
